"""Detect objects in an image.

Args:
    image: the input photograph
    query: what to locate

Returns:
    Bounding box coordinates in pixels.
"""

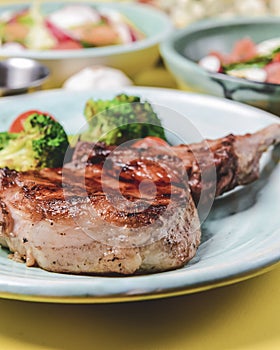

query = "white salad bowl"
[0,1,173,88]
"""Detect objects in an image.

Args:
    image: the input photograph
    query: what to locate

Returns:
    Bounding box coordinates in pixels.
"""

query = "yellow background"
[1,266,280,350]
[0,1,280,349]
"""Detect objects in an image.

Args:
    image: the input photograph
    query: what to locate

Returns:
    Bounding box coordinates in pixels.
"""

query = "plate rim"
[0,86,279,303]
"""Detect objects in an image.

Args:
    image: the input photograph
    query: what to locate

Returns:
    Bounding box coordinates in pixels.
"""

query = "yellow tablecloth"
[0,1,280,349]
[0,265,279,350]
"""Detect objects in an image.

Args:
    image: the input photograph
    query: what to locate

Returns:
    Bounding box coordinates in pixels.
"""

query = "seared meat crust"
[74,124,280,206]
[0,147,200,275]
[0,123,279,275]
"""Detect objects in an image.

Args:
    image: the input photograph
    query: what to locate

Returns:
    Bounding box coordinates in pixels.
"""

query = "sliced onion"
[47,5,101,30]
[198,55,221,73]
[227,67,267,82]
[45,19,77,43]
[0,42,26,52]
[6,8,29,23]
[99,9,135,43]
[25,23,57,50]
[114,22,134,44]
[128,26,138,42]
[257,38,280,56]
[0,9,16,22]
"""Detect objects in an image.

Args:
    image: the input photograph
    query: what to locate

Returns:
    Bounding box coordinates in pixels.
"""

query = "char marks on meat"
[0,147,200,275]
[73,124,280,206]
[0,124,279,275]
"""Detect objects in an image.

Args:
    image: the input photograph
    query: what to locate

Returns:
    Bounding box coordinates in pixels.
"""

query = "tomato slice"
[132,136,169,149]
[265,62,280,84]
[53,39,83,50]
[9,109,54,133]
[230,37,257,63]
[210,38,257,65]
[45,19,75,43]
[272,52,280,63]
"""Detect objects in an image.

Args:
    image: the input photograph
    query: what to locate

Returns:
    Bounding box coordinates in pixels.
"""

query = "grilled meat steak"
[0,147,200,275]
[0,124,279,275]
[73,124,280,206]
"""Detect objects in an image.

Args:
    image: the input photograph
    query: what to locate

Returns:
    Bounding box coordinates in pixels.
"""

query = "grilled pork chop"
[0,146,199,274]
[73,124,280,206]
[0,124,279,275]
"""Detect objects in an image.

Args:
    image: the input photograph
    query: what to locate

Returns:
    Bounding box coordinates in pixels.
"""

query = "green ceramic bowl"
[0,1,173,88]
[160,17,280,116]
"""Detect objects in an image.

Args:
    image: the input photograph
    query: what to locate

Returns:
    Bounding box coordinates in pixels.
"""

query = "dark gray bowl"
[0,58,49,96]
[160,17,280,116]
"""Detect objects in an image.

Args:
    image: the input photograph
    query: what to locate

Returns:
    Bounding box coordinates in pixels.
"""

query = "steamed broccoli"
[0,132,19,151]
[0,113,69,171]
[81,94,167,145]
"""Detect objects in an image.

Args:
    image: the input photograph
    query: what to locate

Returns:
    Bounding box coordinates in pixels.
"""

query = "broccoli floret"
[0,113,69,171]
[81,94,167,145]
[0,132,19,151]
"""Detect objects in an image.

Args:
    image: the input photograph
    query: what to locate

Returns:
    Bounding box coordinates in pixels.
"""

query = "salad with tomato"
[198,37,280,84]
[0,3,145,51]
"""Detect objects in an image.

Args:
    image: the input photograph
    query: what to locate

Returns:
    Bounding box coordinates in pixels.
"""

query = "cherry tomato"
[272,52,280,63]
[210,38,257,65]
[3,22,29,43]
[230,38,257,63]
[265,62,280,84]
[53,39,83,50]
[71,25,119,47]
[132,136,169,149]
[9,110,54,133]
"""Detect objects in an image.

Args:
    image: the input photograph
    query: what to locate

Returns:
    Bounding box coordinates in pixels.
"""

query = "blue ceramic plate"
[0,87,279,303]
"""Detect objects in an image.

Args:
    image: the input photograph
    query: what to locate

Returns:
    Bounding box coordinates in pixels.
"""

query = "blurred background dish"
[160,17,280,115]
[62,65,133,90]
[136,0,280,28]
[0,1,172,88]
[0,57,49,96]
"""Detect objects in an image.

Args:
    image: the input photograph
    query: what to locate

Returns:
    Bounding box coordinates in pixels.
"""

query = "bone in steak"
[0,124,279,275]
